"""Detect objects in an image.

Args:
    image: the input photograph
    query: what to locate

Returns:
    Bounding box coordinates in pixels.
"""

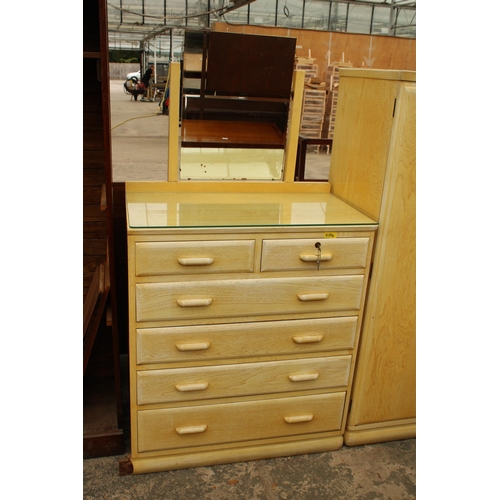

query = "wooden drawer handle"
[284,415,314,424]
[299,254,332,262]
[177,298,213,307]
[297,293,329,302]
[175,424,207,435]
[178,257,214,266]
[288,373,319,382]
[176,382,209,392]
[175,342,211,351]
[292,334,324,344]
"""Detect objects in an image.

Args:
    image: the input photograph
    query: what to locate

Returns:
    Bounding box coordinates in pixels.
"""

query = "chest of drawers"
[122,190,377,474]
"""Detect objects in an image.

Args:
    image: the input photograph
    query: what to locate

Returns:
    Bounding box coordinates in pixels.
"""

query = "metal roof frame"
[107,0,415,52]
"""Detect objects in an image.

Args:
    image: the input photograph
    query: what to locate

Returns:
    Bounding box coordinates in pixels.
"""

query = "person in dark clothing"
[141,65,154,101]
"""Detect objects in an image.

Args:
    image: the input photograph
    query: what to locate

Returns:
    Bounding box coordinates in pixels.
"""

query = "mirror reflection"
[178,31,296,181]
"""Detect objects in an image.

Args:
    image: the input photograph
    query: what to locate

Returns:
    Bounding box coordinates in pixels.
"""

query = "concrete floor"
[84,439,416,499]
[85,80,416,499]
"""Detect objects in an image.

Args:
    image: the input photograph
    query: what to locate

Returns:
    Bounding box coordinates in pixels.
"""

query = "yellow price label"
[323,232,337,238]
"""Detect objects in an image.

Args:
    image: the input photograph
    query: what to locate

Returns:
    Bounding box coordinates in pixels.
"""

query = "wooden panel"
[137,356,351,405]
[283,69,305,183]
[168,62,180,182]
[183,97,289,134]
[135,275,365,322]
[234,25,290,38]
[83,220,107,240]
[135,240,255,276]
[261,237,370,272]
[181,120,284,149]
[84,150,106,169]
[83,238,107,257]
[329,74,405,221]
[83,168,106,188]
[136,316,359,365]
[345,422,416,446]
[83,0,123,459]
[84,186,105,205]
[369,36,417,73]
[83,204,107,221]
[297,29,331,70]
[83,58,103,93]
[348,84,416,426]
[84,50,108,300]
[84,253,107,299]
[185,96,288,115]
[82,95,104,114]
[84,133,106,152]
[127,435,343,474]
[83,115,104,141]
[137,392,345,453]
[206,32,296,99]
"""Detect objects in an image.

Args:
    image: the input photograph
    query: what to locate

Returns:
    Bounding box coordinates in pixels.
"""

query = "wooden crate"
[323,62,353,139]
[300,88,326,139]
[295,63,318,83]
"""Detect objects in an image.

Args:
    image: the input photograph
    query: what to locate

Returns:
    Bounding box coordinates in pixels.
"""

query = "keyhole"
[315,242,321,270]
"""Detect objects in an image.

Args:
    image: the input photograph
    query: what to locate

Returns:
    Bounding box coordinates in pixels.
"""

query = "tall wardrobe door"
[348,83,416,427]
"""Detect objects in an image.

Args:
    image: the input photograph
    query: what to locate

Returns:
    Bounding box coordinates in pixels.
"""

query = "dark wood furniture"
[83,0,124,459]
[181,31,296,150]
[181,120,285,149]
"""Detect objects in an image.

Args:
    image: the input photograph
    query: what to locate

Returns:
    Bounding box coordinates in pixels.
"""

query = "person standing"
[141,64,154,101]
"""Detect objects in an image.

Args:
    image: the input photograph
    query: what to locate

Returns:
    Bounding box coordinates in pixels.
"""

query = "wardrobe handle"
[297,293,329,301]
[299,254,332,262]
[175,382,209,392]
[175,425,207,435]
[284,415,314,424]
[288,373,319,382]
[292,335,324,344]
[178,257,214,266]
[177,298,213,307]
[175,342,211,351]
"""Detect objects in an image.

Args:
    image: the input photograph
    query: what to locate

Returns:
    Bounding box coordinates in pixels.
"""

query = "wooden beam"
[168,62,181,182]
[100,183,107,211]
[83,264,105,337]
[283,70,305,183]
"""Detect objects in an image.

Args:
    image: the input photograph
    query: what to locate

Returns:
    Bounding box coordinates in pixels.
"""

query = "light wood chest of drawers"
[123,191,377,474]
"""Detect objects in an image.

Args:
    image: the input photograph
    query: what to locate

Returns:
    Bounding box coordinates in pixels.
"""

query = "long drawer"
[135,275,365,322]
[137,355,351,405]
[261,237,370,272]
[134,240,255,276]
[136,316,358,365]
[137,392,346,453]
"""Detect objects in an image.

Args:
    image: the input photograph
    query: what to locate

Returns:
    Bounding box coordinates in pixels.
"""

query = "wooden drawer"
[135,275,365,322]
[137,392,346,453]
[261,237,370,272]
[134,240,255,276]
[136,316,358,365]
[137,355,351,405]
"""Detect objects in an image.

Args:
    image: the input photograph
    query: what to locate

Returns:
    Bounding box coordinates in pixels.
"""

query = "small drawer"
[137,355,351,405]
[137,392,346,453]
[261,237,370,272]
[136,316,358,365]
[134,240,255,276]
[135,275,364,322]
